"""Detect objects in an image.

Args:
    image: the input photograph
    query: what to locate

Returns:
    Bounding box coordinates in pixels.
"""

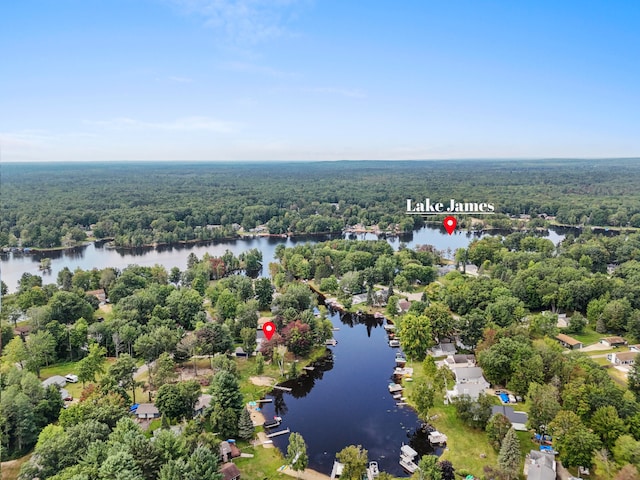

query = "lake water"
[0,225,567,293]
[259,309,438,477]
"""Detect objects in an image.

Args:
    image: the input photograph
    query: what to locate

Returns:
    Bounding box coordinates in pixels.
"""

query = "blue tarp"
[540,445,553,452]
[129,404,139,412]
[499,393,510,403]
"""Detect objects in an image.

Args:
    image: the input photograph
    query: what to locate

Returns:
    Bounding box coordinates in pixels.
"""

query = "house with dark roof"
[42,375,67,389]
[555,334,583,350]
[220,462,241,480]
[524,451,556,480]
[491,406,529,431]
[398,299,411,313]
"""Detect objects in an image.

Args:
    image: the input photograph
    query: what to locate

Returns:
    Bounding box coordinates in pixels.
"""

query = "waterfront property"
[135,403,160,420]
[446,366,490,401]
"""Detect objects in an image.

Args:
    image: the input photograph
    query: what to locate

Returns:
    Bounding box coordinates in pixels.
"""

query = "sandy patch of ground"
[249,376,276,386]
[255,431,274,448]
[247,402,266,426]
[177,367,214,381]
[281,466,331,480]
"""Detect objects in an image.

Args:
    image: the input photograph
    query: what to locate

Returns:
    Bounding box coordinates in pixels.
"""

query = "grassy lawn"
[234,444,289,480]
[1,453,32,480]
[571,328,606,346]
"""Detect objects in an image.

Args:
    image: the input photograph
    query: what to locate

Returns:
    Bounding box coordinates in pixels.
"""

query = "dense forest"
[2,159,640,248]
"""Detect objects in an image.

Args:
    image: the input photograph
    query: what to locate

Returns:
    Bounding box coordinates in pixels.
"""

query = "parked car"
[65,374,78,383]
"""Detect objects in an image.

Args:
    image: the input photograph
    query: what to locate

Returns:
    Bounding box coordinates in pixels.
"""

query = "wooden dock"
[303,366,315,371]
[256,399,273,403]
[272,385,292,392]
[266,428,290,438]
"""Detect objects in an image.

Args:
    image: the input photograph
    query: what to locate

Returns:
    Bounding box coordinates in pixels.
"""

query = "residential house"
[608,351,638,366]
[431,341,457,357]
[86,289,107,303]
[220,463,241,480]
[555,334,583,350]
[194,394,212,417]
[136,403,160,420]
[437,265,456,277]
[444,354,476,370]
[446,366,490,401]
[373,289,389,307]
[491,406,529,431]
[524,451,556,480]
[601,336,627,348]
[220,441,241,463]
[629,344,640,353]
[398,299,411,313]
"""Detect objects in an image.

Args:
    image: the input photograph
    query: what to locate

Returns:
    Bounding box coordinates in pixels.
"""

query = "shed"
[398,300,411,313]
[555,334,583,350]
[220,441,232,463]
[220,462,241,480]
[601,336,627,347]
[630,344,640,353]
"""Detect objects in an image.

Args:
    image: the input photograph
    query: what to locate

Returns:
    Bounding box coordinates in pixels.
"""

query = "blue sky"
[1,0,639,161]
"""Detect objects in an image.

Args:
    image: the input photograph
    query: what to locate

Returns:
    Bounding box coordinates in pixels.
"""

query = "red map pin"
[263,321,276,341]
[443,216,457,235]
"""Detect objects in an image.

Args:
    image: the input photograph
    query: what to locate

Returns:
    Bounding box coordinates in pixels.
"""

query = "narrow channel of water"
[259,309,441,477]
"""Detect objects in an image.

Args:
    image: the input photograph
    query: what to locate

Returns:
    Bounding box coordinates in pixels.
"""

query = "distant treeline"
[2,159,640,248]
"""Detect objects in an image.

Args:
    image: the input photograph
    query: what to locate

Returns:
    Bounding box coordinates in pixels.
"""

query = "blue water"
[259,310,439,477]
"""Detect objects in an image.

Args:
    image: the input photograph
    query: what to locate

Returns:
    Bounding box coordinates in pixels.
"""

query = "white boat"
[395,353,407,365]
[389,339,400,347]
[330,461,344,479]
[400,457,419,473]
[366,461,380,479]
[383,323,395,331]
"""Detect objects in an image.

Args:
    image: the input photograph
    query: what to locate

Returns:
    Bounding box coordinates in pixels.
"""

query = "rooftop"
[556,333,582,346]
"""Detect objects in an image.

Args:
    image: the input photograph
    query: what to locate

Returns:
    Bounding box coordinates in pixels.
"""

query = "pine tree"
[498,428,521,480]
[238,407,255,440]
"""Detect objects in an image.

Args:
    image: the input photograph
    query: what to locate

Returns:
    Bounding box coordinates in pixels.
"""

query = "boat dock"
[429,430,448,445]
[272,385,292,392]
[400,444,419,473]
[326,339,338,346]
[256,399,273,403]
[266,428,290,438]
[388,383,403,394]
[303,366,315,371]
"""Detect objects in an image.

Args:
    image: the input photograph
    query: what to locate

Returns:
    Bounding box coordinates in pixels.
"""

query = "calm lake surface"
[0,225,570,474]
[0,225,567,293]
[259,309,438,477]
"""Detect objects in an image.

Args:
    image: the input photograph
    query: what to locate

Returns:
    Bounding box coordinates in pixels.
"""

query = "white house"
[446,366,490,401]
[608,351,638,366]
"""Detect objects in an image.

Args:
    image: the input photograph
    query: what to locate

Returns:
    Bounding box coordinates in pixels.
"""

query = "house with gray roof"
[491,405,529,431]
[524,451,556,480]
[446,366,490,401]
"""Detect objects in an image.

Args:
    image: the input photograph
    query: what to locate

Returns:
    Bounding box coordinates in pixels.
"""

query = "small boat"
[395,353,407,365]
[429,430,448,445]
[383,323,396,331]
[263,416,282,429]
[374,312,385,320]
[400,457,419,473]
[389,339,400,347]
[367,461,380,479]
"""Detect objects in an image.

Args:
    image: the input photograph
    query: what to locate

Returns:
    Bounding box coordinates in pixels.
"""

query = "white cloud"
[170,0,308,45]
[85,116,240,133]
